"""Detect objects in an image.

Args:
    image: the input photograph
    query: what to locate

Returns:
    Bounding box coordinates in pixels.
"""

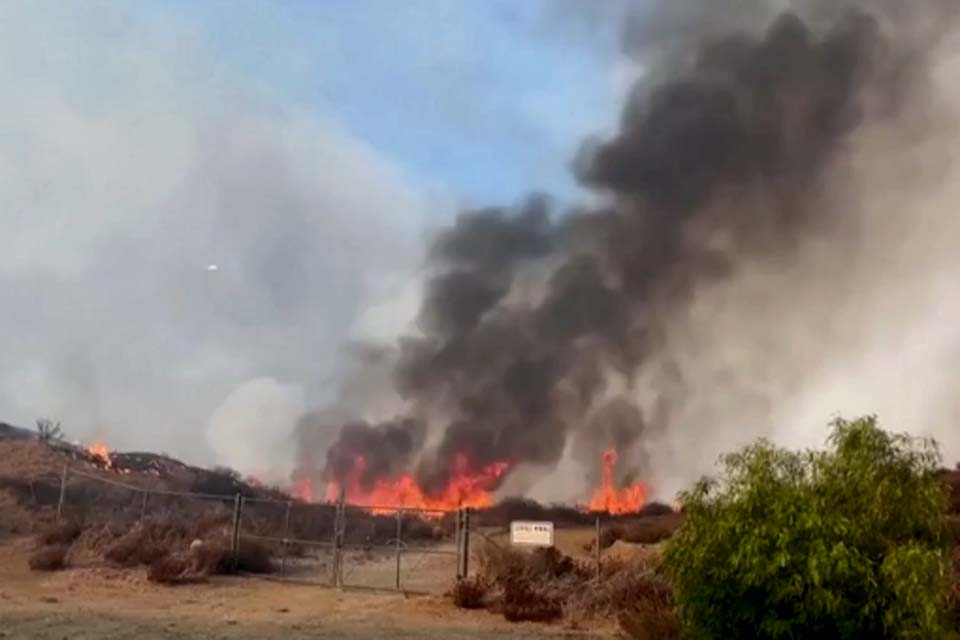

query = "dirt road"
[0,538,601,640]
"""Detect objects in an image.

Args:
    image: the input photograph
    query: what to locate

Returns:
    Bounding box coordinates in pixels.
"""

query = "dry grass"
[451,576,488,609]
[469,541,681,630]
[102,531,166,567]
[598,515,684,549]
[36,520,83,546]
[29,545,69,571]
[192,537,275,575]
[147,554,191,584]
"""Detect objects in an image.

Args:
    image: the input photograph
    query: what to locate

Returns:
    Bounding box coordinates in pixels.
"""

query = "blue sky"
[159,0,625,208]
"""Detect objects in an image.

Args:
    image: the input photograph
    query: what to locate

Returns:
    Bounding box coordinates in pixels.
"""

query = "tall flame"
[299,453,508,513]
[588,448,646,515]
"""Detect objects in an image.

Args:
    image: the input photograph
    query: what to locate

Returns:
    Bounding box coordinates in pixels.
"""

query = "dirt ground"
[0,537,603,640]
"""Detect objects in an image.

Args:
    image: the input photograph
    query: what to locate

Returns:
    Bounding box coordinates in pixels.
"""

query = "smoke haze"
[0,2,433,470]
[302,0,960,503]
[5,1,960,504]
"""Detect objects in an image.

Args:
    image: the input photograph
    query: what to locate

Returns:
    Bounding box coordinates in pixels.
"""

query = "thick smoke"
[299,1,960,501]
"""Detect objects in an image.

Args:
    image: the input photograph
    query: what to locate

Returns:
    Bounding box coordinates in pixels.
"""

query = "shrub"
[103,531,165,567]
[665,416,949,639]
[188,535,275,576]
[567,561,668,619]
[29,545,69,571]
[147,555,189,584]
[37,520,83,546]
[616,575,682,640]
[451,576,488,609]
[599,515,684,549]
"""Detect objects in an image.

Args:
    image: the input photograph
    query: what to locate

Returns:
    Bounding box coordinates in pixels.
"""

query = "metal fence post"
[55,463,68,522]
[462,507,471,578]
[139,490,149,523]
[231,493,243,570]
[331,487,345,589]
[455,508,463,580]
[280,500,292,577]
[394,510,403,591]
[595,515,602,582]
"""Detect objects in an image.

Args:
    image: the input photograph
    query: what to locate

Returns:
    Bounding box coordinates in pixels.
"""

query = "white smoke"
[205,378,305,484]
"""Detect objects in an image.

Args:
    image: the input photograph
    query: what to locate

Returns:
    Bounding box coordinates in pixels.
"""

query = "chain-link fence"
[51,464,470,594]
[50,464,679,590]
[237,496,467,594]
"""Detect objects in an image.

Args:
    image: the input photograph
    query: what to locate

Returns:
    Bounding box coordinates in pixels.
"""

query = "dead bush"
[599,515,683,549]
[616,577,682,640]
[36,520,83,546]
[475,540,680,629]
[569,565,675,621]
[501,574,564,623]
[479,543,584,586]
[452,575,488,609]
[192,536,274,575]
[147,555,190,585]
[477,543,588,624]
[103,530,165,567]
[29,545,69,571]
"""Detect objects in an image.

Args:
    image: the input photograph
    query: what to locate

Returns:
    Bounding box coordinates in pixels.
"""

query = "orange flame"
[86,441,113,470]
[588,448,646,515]
[305,453,508,513]
[293,475,313,502]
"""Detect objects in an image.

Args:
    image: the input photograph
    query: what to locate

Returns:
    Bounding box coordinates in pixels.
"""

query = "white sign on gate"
[510,520,554,547]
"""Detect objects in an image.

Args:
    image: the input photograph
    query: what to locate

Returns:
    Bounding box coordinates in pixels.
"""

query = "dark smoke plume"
[298,1,957,498]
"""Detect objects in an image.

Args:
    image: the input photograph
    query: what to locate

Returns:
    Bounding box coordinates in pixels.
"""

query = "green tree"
[664,416,948,639]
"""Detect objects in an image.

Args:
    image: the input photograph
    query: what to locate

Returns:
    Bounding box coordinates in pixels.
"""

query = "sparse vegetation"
[616,577,682,640]
[451,575,488,609]
[37,520,83,546]
[665,416,949,639]
[467,541,674,628]
[34,418,63,442]
[147,554,190,584]
[597,514,683,549]
[192,536,275,575]
[29,544,69,571]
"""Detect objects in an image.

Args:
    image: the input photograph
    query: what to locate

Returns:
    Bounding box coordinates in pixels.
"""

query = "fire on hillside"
[293,448,648,516]
[588,449,647,515]
[293,453,509,513]
[86,441,114,470]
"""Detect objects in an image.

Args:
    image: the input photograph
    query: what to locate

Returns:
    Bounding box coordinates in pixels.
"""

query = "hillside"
[0,435,288,537]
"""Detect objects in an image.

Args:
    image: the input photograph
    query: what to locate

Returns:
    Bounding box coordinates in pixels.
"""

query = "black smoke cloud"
[298,1,955,497]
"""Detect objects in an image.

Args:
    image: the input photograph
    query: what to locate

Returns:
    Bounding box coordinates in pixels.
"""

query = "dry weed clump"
[598,515,684,549]
[469,541,681,630]
[191,536,275,575]
[475,544,589,623]
[36,520,83,546]
[103,530,166,567]
[451,575,489,609]
[147,554,191,585]
[29,544,69,571]
[618,594,684,640]
[36,504,277,580]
